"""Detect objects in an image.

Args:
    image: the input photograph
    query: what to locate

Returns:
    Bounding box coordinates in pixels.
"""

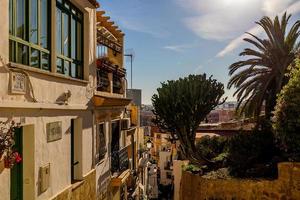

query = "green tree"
[152,74,224,165]
[228,13,300,119]
[273,58,300,161]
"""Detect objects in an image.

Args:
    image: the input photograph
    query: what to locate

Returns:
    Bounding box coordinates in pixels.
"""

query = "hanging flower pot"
[3,152,22,169]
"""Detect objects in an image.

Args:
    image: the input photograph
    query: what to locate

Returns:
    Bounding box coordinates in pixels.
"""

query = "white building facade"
[0,0,103,199]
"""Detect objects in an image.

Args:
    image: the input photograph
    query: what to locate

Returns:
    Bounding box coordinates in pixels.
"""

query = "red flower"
[14,152,22,163]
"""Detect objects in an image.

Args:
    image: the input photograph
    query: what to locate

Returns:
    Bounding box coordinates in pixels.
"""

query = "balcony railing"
[111,146,129,174]
[113,74,122,94]
[96,58,126,94]
[96,69,110,92]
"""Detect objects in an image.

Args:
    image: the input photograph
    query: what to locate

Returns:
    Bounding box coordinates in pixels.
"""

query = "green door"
[10,127,23,200]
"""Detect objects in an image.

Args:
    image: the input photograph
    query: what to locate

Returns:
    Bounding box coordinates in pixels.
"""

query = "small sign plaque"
[46,121,62,142]
[10,72,27,94]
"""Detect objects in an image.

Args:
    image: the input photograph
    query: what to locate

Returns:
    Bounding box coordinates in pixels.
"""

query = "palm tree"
[228,12,300,119]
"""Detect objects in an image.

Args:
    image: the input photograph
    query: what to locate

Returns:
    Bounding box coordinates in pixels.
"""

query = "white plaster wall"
[82,110,94,176]
[0,0,10,100]
[0,0,96,106]
[95,120,112,197]
[0,109,94,199]
[0,167,10,200]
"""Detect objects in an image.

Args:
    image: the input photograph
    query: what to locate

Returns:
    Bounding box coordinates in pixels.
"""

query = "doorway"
[10,127,23,200]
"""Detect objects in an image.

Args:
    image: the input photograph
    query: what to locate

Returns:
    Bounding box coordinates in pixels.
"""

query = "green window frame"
[9,0,51,71]
[56,0,83,79]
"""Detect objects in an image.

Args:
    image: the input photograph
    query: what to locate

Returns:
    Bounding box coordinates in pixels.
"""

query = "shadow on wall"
[97,170,111,199]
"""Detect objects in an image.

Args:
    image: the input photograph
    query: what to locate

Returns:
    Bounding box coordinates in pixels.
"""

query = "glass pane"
[77,65,83,79]
[41,52,49,70]
[64,60,70,75]
[77,22,82,61]
[9,0,13,35]
[56,58,63,73]
[9,40,15,62]
[63,12,69,57]
[17,43,28,65]
[71,17,76,59]
[30,48,40,68]
[57,0,62,3]
[56,8,62,54]
[30,0,38,44]
[16,0,26,39]
[40,0,49,49]
[71,63,76,78]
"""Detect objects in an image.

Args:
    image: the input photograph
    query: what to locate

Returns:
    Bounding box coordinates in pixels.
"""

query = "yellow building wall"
[180,162,300,200]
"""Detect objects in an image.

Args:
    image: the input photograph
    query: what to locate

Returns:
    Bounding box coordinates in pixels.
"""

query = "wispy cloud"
[177,0,300,56]
[177,0,263,41]
[193,64,204,74]
[120,18,168,38]
[216,26,263,57]
[217,1,300,57]
[163,44,196,52]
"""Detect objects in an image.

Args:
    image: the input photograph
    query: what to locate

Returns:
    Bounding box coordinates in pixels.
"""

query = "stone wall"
[52,169,96,200]
[180,162,300,200]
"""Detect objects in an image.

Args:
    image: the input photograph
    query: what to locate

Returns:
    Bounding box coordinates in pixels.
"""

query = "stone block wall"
[180,162,300,200]
[52,169,96,200]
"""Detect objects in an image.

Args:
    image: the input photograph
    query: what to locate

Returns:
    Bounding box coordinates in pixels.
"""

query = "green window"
[56,0,83,79]
[9,0,50,70]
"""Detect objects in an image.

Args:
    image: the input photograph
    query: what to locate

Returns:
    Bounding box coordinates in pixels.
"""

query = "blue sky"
[99,0,300,104]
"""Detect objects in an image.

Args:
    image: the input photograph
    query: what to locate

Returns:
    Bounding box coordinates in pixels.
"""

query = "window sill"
[9,62,89,85]
[71,180,84,191]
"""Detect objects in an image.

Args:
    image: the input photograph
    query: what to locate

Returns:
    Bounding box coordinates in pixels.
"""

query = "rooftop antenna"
[125,48,135,89]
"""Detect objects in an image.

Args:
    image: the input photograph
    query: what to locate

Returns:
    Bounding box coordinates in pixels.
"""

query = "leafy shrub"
[227,128,277,178]
[196,136,228,161]
[273,58,300,161]
[182,164,202,174]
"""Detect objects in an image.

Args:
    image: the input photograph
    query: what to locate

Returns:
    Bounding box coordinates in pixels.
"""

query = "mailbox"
[40,163,50,193]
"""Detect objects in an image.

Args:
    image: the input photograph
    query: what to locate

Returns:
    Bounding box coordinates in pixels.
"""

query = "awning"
[93,94,131,107]
[111,169,131,187]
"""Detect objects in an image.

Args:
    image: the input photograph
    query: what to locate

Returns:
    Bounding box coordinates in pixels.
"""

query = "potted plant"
[0,120,22,169]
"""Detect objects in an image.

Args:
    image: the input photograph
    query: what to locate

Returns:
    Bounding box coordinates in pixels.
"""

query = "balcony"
[96,58,126,95]
[111,146,130,174]
[96,69,110,92]
[93,58,132,107]
[110,146,132,187]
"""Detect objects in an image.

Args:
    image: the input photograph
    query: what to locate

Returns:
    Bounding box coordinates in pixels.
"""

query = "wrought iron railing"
[96,68,110,92]
[96,58,126,94]
[111,146,129,174]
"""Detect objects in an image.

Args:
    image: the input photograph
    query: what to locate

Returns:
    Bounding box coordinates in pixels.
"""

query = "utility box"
[121,118,131,130]
[40,163,50,193]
